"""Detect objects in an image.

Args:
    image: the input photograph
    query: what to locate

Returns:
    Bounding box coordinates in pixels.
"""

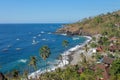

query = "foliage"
[80,69,95,80]
[29,56,37,71]
[95,53,103,61]
[90,42,97,48]
[110,59,120,75]
[38,65,81,80]
[39,45,51,71]
[39,45,51,60]
[62,40,69,48]
[64,10,120,37]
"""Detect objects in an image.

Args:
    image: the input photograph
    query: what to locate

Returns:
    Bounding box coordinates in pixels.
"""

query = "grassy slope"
[59,10,120,38]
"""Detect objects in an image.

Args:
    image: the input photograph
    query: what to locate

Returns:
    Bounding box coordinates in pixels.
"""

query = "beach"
[28,36,92,79]
[68,36,92,65]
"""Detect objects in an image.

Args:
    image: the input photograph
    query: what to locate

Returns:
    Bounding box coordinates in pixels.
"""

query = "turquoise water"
[0,24,87,73]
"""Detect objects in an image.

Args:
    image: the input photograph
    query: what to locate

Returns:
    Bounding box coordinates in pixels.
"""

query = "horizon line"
[0,22,71,24]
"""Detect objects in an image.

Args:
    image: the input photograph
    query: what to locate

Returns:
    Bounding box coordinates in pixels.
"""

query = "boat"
[16,38,20,41]
[16,48,21,50]
[38,34,41,37]
[32,39,39,45]
[33,36,36,39]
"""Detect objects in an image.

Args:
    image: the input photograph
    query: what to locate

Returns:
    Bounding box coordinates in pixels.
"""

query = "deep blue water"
[0,24,87,73]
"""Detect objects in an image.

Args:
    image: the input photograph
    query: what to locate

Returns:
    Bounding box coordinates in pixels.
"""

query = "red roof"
[77,68,84,74]
[102,56,114,64]
[109,37,117,41]
[96,46,104,52]
[95,63,110,80]
[109,45,119,52]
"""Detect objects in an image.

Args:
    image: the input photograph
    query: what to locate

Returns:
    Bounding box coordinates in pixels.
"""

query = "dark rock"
[56,25,92,36]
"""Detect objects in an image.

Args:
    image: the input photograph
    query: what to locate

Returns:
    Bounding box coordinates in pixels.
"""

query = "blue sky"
[0,0,120,23]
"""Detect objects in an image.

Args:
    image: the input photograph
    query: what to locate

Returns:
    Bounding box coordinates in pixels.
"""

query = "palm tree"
[29,56,37,71]
[62,40,69,80]
[58,54,64,65]
[12,69,20,80]
[79,53,88,68]
[84,44,89,53]
[94,68,103,80]
[62,40,69,48]
[62,40,69,63]
[23,70,29,80]
[39,45,51,71]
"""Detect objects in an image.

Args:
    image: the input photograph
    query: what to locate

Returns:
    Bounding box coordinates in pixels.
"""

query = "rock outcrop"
[56,25,92,36]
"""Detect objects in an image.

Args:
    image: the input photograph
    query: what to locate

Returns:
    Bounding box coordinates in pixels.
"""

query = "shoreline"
[69,36,92,65]
[28,36,92,79]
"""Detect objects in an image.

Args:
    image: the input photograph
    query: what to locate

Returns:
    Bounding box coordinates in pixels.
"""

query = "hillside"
[57,10,120,38]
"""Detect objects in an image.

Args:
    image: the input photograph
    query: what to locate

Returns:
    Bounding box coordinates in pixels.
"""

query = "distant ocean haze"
[0,24,87,73]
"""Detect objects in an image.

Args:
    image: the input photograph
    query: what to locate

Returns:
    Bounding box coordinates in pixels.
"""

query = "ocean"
[0,24,87,73]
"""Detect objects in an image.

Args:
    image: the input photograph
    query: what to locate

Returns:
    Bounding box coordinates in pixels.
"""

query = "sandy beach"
[69,49,85,65]
[69,36,92,65]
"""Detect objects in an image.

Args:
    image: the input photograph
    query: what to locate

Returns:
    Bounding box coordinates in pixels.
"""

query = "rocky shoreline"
[56,25,93,36]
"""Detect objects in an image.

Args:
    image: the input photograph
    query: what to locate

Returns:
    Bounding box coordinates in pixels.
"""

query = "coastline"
[69,36,92,65]
[28,36,92,79]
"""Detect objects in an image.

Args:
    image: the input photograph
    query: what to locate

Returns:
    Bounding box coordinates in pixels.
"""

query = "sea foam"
[18,59,27,63]
[72,37,80,40]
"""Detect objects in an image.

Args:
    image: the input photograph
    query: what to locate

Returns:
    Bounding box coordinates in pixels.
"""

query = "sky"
[0,0,120,23]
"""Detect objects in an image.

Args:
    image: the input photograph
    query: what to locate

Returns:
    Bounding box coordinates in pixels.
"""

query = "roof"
[109,45,116,50]
[109,37,117,41]
[96,46,104,52]
[102,56,114,64]
[95,63,110,80]
[77,68,84,74]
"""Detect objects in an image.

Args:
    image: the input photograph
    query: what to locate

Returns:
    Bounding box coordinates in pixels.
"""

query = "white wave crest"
[61,33,67,36]
[41,31,45,34]
[33,36,37,39]
[72,37,80,40]
[32,39,39,45]
[42,38,47,41]
[48,32,52,34]
[38,34,41,37]
[16,38,20,41]
[18,59,27,63]
[16,48,21,50]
